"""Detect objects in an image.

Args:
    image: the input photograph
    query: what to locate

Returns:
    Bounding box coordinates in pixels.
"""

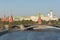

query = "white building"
[13,10,58,21]
[14,15,58,22]
[30,16,38,22]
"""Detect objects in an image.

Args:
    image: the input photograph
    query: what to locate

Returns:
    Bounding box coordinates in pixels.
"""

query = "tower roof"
[50,10,53,12]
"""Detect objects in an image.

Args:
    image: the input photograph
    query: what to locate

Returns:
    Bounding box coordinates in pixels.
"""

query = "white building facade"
[13,10,58,22]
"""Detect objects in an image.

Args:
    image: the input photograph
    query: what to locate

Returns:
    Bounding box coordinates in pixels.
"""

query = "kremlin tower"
[8,16,14,23]
[1,9,14,23]
[1,15,7,22]
[1,15,14,22]
[38,13,42,25]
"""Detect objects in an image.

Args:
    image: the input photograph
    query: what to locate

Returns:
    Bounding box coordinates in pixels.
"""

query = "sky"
[0,0,60,17]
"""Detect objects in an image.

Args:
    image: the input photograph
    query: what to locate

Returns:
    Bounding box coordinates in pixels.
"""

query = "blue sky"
[0,0,60,17]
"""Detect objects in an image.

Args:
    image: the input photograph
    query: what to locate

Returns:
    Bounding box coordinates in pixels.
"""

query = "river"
[0,28,60,40]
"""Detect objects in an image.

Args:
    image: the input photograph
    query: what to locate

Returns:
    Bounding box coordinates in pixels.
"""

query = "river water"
[0,28,60,40]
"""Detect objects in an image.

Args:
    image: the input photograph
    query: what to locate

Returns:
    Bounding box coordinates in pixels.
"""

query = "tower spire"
[1,9,6,22]
[10,9,13,16]
[38,13,41,17]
